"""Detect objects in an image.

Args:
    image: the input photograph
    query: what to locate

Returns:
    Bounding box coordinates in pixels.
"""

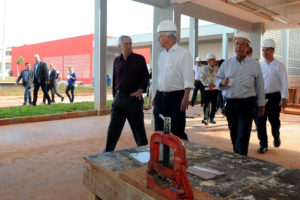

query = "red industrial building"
[11,34,150,84]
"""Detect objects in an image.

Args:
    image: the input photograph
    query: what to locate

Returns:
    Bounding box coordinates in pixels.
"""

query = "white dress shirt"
[215,56,265,106]
[156,43,194,92]
[260,59,288,99]
[193,64,202,81]
[200,64,219,90]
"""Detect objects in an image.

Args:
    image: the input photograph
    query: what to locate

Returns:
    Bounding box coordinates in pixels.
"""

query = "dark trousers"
[43,81,64,102]
[104,91,148,152]
[33,81,51,105]
[24,83,32,105]
[225,97,255,156]
[203,89,219,120]
[191,80,205,106]
[254,92,281,148]
[66,85,75,102]
[153,90,188,140]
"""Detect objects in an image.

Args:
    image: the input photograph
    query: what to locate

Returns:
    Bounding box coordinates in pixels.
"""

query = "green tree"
[15,56,25,76]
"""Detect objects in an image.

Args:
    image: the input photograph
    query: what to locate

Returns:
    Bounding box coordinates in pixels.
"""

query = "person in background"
[104,35,149,152]
[255,39,288,154]
[215,32,265,156]
[200,53,219,125]
[49,64,64,102]
[190,56,205,107]
[216,59,225,113]
[16,62,34,105]
[153,20,194,140]
[32,54,51,106]
[246,46,253,57]
[65,66,76,103]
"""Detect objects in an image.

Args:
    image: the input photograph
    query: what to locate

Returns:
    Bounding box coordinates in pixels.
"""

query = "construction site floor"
[0,97,300,199]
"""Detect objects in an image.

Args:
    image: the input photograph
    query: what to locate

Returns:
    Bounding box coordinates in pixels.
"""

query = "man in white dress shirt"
[215,32,265,156]
[153,20,194,140]
[255,39,288,154]
[190,57,205,107]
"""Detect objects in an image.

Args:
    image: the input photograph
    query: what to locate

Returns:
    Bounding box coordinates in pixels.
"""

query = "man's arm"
[280,63,288,109]
[131,56,149,99]
[180,88,191,111]
[16,71,23,84]
[256,64,266,117]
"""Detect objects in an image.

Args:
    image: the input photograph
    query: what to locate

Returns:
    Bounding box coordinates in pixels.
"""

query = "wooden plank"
[119,166,217,200]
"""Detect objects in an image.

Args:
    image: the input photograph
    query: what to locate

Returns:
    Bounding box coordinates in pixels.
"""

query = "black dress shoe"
[202,119,208,125]
[257,146,268,154]
[61,97,64,102]
[210,119,216,124]
[273,137,281,147]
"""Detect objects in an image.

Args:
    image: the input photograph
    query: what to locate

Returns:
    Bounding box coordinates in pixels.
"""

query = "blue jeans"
[24,84,32,105]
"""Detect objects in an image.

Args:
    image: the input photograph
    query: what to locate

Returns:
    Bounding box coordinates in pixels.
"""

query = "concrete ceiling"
[134,0,300,31]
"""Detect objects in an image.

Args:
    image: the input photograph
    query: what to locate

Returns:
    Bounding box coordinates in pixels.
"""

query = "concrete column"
[222,33,228,60]
[189,17,198,62]
[283,29,289,69]
[151,6,173,95]
[93,0,107,114]
[1,0,7,80]
[249,23,264,60]
[173,4,181,44]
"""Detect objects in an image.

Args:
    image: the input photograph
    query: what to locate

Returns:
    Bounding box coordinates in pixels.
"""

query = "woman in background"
[65,66,76,103]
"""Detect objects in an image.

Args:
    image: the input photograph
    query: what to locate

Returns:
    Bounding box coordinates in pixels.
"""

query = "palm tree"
[15,56,24,76]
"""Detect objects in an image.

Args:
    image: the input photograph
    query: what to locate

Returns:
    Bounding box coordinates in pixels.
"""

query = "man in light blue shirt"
[215,32,265,156]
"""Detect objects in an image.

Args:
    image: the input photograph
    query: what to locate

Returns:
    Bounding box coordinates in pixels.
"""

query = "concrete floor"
[0,101,299,200]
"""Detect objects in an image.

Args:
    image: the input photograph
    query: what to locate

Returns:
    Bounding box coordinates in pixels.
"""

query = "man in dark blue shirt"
[104,35,150,152]
[16,62,34,105]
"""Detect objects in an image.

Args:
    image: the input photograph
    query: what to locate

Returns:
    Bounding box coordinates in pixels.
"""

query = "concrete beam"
[173,4,181,44]
[177,2,254,32]
[132,0,169,8]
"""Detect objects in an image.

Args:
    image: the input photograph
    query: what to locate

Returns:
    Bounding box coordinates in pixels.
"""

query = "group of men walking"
[104,20,288,157]
[16,54,65,106]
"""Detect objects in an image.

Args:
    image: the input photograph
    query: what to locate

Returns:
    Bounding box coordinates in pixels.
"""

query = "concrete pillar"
[1,0,7,80]
[173,4,181,44]
[283,29,289,69]
[249,23,264,60]
[222,33,228,60]
[151,6,173,94]
[93,0,107,114]
[189,17,198,62]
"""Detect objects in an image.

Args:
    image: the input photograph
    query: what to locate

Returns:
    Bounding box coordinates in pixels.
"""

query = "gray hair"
[33,54,40,60]
[160,31,177,41]
[118,35,132,45]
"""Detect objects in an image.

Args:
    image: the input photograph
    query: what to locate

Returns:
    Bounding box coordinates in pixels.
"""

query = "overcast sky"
[0,0,212,47]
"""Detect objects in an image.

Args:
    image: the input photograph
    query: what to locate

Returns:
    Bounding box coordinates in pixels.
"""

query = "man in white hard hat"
[200,53,219,125]
[153,20,194,140]
[215,31,265,156]
[190,56,205,107]
[255,39,288,154]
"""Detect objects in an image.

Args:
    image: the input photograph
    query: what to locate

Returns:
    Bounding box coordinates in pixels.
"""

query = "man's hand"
[258,106,265,117]
[180,95,189,112]
[221,78,230,86]
[208,83,215,90]
[281,98,287,110]
[46,81,50,85]
[130,89,143,100]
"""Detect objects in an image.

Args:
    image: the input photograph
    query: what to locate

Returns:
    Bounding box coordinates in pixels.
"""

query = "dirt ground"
[0,101,300,200]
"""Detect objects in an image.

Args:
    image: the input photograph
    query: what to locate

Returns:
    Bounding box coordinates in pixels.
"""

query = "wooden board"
[119,165,217,200]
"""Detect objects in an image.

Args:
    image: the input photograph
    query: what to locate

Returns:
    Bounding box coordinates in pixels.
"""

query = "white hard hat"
[262,39,276,48]
[234,31,251,44]
[206,53,216,60]
[195,56,201,62]
[157,20,177,32]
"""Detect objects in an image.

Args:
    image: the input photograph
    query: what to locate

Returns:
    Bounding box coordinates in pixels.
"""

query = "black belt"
[227,96,255,102]
[157,90,184,96]
[265,91,280,99]
[116,90,131,96]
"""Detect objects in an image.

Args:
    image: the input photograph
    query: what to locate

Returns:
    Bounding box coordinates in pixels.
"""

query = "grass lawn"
[0,84,112,96]
[0,97,149,119]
